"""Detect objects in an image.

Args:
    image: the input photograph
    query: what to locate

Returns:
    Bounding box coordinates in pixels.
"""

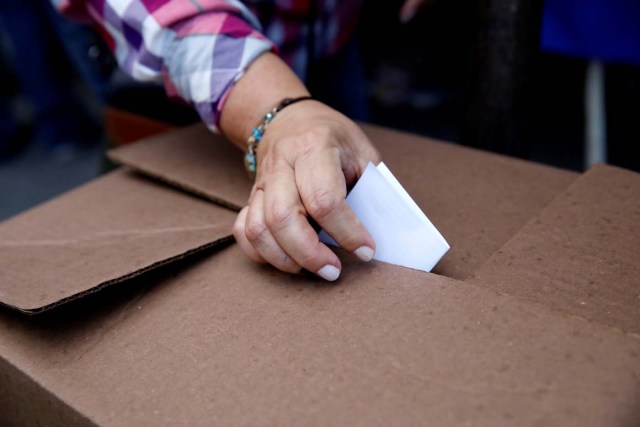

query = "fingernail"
[316,265,340,281]
[354,246,375,262]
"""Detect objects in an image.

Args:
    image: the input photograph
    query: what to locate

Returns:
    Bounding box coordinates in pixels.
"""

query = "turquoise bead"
[244,152,256,173]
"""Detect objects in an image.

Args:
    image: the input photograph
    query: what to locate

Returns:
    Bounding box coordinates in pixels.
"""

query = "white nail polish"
[354,246,375,262]
[316,265,340,281]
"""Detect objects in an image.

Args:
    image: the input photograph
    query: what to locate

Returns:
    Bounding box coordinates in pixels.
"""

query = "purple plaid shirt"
[54,0,362,133]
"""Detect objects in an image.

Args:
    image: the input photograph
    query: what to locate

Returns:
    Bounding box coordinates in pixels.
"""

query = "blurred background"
[1,0,639,220]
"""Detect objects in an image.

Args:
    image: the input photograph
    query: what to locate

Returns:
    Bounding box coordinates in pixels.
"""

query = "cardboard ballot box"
[0,124,638,426]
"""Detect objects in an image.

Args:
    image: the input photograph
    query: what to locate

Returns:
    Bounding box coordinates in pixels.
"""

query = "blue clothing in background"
[541,0,640,66]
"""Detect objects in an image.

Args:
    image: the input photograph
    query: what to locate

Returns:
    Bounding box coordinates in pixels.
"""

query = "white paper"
[319,162,450,272]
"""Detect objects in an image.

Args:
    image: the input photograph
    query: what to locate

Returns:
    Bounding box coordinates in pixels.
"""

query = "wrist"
[244,96,315,178]
[218,52,310,151]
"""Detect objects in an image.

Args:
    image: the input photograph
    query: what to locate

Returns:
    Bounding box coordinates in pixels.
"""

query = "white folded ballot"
[319,162,450,272]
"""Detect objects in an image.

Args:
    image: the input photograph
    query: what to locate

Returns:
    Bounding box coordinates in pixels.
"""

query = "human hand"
[232,100,381,281]
[399,0,435,23]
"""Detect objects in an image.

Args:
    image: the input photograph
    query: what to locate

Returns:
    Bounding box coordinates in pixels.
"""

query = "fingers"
[263,167,343,281]
[244,189,301,274]
[295,149,375,261]
[233,101,380,281]
[236,159,372,281]
[232,206,265,263]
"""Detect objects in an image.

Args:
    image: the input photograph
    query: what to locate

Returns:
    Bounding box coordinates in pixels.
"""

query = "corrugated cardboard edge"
[106,125,247,211]
[106,157,243,212]
[2,236,234,315]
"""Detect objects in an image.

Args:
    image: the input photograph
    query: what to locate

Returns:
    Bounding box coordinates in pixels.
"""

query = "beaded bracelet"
[244,96,313,179]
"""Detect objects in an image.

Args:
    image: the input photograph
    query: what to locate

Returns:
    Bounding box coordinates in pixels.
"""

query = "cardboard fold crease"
[470,163,640,335]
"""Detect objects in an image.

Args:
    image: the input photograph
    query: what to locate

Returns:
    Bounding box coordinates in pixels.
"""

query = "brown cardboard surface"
[108,125,252,210]
[470,164,640,334]
[369,126,578,279]
[0,355,90,426]
[0,245,638,426]
[109,123,577,279]
[0,169,235,313]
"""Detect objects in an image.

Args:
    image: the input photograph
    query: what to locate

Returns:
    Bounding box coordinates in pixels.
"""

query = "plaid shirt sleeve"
[54,0,275,133]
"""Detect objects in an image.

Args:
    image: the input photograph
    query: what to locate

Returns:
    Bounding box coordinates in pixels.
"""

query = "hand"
[399,0,434,23]
[220,53,380,281]
[232,100,380,281]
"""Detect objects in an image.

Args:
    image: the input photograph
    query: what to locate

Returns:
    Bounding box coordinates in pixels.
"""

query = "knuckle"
[295,244,327,272]
[297,252,319,270]
[245,220,269,244]
[264,205,295,230]
[306,189,340,220]
[279,256,302,274]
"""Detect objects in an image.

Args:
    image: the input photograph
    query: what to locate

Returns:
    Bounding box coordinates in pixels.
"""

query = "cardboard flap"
[0,169,236,313]
[108,125,252,210]
[1,245,638,425]
[370,126,578,279]
[109,123,577,280]
[470,164,640,334]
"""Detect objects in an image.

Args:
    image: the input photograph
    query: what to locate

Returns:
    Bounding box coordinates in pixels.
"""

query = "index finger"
[263,167,343,281]
[295,149,376,262]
